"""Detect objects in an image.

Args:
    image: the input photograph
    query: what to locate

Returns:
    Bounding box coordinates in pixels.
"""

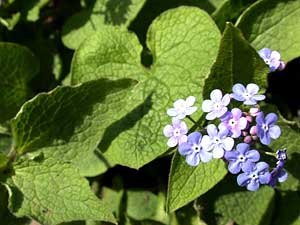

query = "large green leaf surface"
[211,186,274,225]
[203,23,268,98]
[167,153,227,212]
[236,0,300,61]
[62,0,146,49]
[7,157,115,225]
[0,43,39,123]
[71,6,221,169]
[11,79,135,176]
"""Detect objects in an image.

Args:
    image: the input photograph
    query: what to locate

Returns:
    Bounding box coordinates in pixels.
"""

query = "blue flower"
[269,160,288,187]
[201,124,234,158]
[178,132,212,166]
[167,96,197,119]
[269,149,288,187]
[256,112,281,145]
[258,48,281,72]
[232,83,265,105]
[224,143,260,174]
[202,89,230,120]
[219,108,248,138]
[237,162,271,191]
[163,118,188,147]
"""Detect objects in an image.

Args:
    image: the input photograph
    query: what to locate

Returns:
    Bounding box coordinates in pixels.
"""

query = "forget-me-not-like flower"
[269,160,288,187]
[237,162,271,191]
[178,132,212,166]
[232,83,265,105]
[256,112,281,145]
[163,118,188,147]
[224,143,260,174]
[201,124,234,158]
[167,96,197,119]
[219,108,248,138]
[202,89,231,120]
[258,48,282,72]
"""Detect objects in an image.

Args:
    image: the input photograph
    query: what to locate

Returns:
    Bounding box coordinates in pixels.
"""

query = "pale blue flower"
[232,83,265,105]
[202,89,230,120]
[201,124,234,158]
[258,48,281,71]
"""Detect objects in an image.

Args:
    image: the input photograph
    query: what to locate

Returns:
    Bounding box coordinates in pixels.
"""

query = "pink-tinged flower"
[167,96,197,119]
[202,89,231,120]
[163,118,188,147]
[219,108,248,138]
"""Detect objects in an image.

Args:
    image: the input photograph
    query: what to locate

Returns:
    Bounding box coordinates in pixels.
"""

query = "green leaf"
[0,134,12,155]
[236,0,300,61]
[203,23,268,98]
[62,0,146,49]
[167,153,227,212]
[212,0,254,31]
[22,0,50,22]
[127,190,169,224]
[11,79,135,176]
[101,187,123,219]
[175,203,207,225]
[209,186,274,225]
[273,191,300,225]
[71,6,221,169]
[0,152,8,172]
[0,43,39,123]
[0,13,21,30]
[6,157,116,225]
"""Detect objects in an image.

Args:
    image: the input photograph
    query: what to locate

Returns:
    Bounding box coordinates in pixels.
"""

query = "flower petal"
[278,170,288,183]
[247,179,260,191]
[256,162,269,173]
[260,132,271,145]
[238,117,248,130]
[244,99,257,105]
[167,108,178,117]
[269,125,281,139]
[259,172,271,184]
[186,106,197,115]
[231,108,242,119]
[237,173,250,186]
[265,113,278,125]
[236,143,250,154]
[222,137,234,151]
[258,48,271,59]
[206,124,218,137]
[201,135,213,151]
[179,121,188,134]
[228,161,242,174]
[163,125,173,137]
[246,83,259,95]
[242,161,255,173]
[212,146,224,158]
[178,142,192,155]
[210,89,223,102]
[232,83,246,95]
[256,112,265,125]
[178,135,187,145]
[174,99,186,109]
[202,100,213,112]
[271,50,281,61]
[167,136,178,147]
[199,150,213,163]
[215,106,228,118]
[186,152,200,166]
[186,96,196,106]
[221,94,231,106]
[224,150,239,161]
[253,94,265,101]
[188,132,202,144]
[206,111,217,120]
[245,150,260,162]
[232,93,245,101]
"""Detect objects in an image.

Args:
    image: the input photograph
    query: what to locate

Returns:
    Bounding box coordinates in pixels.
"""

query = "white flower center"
[243,92,252,99]
[192,144,201,152]
[262,124,269,131]
[173,128,181,137]
[177,102,187,112]
[214,137,221,144]
[251,173,259,180]
[214,102,221,110]
[264,59,270,65]
[238,155,246,162]
[229,119,237,127]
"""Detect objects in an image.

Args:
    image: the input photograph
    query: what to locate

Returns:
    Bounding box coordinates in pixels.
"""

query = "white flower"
[167,96,197,119]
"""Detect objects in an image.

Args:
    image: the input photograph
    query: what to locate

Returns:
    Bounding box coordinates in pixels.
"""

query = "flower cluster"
[163,83,288,191]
